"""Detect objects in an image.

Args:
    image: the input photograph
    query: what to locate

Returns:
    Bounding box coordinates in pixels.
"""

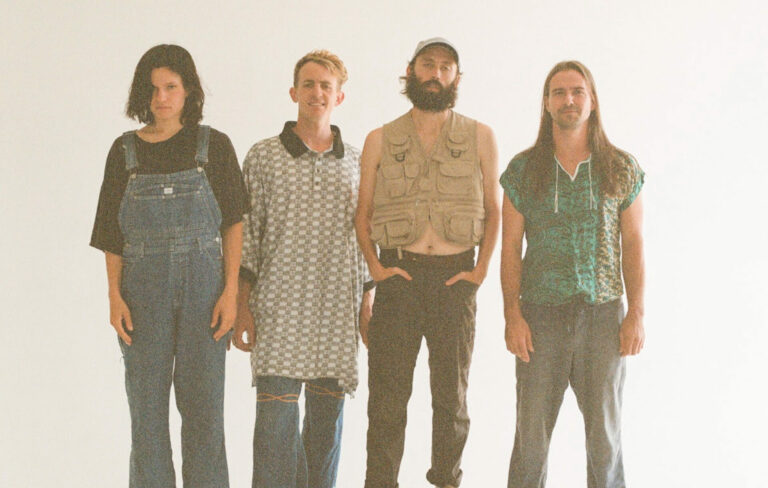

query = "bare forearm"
[221,222,243,294]
[237,277,251,310]
[475,205,500,278]
[105,251,123,298]
[622,237,645,317]
[354,211,383,276]
[500,196,525,322]
[500,245,523,321]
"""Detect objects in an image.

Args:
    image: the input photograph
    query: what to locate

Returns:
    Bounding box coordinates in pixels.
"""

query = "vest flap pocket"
[439,161,473,177]
[404,162,420,178]
[381,164,404,179]
[447,132,468,145]
[437,161,474,195]
[386,219,411,238]
[371,209,415,247]
[444,208,485,245]
[388,135,411,154]
[380,164,406,197]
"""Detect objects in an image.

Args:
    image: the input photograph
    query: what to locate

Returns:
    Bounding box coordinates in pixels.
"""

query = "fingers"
[445,271,465,286]
[115,319,132,346]
[213,315,234,341]
[210,304,221,329]
[392,267,412,281]
[525,332,534,354]
[505,323,532,362]
[123,309,133,332]
[232,330,253,352]
[621,335,644,356]
[111,306,133,345]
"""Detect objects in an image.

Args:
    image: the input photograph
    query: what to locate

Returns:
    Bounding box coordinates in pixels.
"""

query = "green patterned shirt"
[500,153,644,305]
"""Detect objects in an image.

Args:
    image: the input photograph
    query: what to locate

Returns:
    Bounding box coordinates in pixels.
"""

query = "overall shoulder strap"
[195,125,211,166]
[121,131,139,172]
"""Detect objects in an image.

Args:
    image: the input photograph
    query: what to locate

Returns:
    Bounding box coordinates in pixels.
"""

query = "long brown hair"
[520,61,633,199]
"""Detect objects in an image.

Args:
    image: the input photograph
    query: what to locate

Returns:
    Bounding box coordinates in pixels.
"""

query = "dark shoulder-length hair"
[522,60,632,199]
[125,44,204,126]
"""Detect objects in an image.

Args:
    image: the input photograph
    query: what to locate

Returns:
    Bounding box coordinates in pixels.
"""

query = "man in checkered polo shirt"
[233,50,373,488]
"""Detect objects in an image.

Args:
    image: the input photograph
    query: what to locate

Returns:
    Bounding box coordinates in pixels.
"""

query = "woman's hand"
[109,292,133,345]
[211,288,237,341]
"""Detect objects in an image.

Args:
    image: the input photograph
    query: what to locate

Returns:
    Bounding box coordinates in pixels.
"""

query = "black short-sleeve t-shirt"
[90,125,250,255]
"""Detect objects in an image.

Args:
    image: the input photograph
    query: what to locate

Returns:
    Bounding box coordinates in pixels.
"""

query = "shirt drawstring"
[554,155,594,213]
[554,159,559,213]
[587,157,595,210]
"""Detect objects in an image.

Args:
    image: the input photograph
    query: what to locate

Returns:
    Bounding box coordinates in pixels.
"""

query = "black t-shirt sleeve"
[206,130,250,230]
[90,137,129,255]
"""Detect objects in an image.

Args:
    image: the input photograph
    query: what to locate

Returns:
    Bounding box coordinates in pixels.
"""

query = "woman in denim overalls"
[91,45,247,487]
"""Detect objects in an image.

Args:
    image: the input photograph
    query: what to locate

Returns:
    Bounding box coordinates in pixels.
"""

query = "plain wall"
[1,0,766,486]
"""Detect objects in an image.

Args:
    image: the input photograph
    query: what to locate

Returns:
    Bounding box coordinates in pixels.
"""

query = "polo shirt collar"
[279,121,345,159]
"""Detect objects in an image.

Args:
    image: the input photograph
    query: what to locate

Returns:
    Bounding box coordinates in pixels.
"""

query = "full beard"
[404,72,458,112]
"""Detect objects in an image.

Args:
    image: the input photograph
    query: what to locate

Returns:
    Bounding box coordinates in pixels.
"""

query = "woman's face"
[149,67,187,124]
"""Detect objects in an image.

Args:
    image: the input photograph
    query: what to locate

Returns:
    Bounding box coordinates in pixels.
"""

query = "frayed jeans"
[252,376,345,488]
[508,299,626,488]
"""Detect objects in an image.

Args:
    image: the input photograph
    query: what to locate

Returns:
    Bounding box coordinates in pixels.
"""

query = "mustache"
[421,79,443,90]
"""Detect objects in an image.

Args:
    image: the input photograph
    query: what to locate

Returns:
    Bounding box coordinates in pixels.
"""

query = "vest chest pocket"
[437,161,475,195]
[446,133,471,160]
[380,162,421,198]
[371,209,416,247]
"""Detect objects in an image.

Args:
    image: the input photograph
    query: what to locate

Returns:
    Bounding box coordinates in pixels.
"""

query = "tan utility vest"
[371,111,485,249]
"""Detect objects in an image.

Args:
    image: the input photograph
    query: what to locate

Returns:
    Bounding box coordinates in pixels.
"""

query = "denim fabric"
[252,376,345,488]
[507,299,626,488]
[118,126,230,488]
[365,250,477,488]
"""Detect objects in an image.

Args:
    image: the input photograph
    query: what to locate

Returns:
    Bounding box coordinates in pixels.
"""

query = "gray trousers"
[508,299,626,488]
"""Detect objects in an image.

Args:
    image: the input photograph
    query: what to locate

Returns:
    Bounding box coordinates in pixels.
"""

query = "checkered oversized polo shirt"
[240,122,370,394]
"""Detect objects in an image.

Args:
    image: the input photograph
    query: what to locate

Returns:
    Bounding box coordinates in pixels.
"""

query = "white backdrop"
[2,1,766,486]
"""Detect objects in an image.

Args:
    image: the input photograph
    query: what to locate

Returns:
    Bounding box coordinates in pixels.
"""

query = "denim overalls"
[118,125,229,487]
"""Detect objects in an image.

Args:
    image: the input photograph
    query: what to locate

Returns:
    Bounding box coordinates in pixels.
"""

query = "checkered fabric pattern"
[241,134,369,394]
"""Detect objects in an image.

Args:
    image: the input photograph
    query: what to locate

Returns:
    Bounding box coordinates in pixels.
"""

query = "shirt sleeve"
[239,144,266,285]
[90,138,129,255]
[208,130,250,231]
[499,157,527,214]
[619,155,645,211]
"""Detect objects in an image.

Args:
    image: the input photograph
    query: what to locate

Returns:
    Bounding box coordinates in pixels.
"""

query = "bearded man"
[355,37,500,488]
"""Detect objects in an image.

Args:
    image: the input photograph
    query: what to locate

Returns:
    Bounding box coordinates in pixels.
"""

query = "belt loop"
[197,236,204,251]
[137,242,145,258]
[397,246,403,260]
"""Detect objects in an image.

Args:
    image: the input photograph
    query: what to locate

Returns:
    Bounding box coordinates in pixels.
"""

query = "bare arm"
[445,122,500,286]
[619,192,645,356]
[210,222,243,341]
[500,196,533,361]
[359,288,375,348]
[233,276,255,351]
[105,251,133,345]
[354,128,411,282]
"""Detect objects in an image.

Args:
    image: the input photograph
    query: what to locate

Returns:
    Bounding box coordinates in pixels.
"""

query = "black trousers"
[365,249,477,488]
